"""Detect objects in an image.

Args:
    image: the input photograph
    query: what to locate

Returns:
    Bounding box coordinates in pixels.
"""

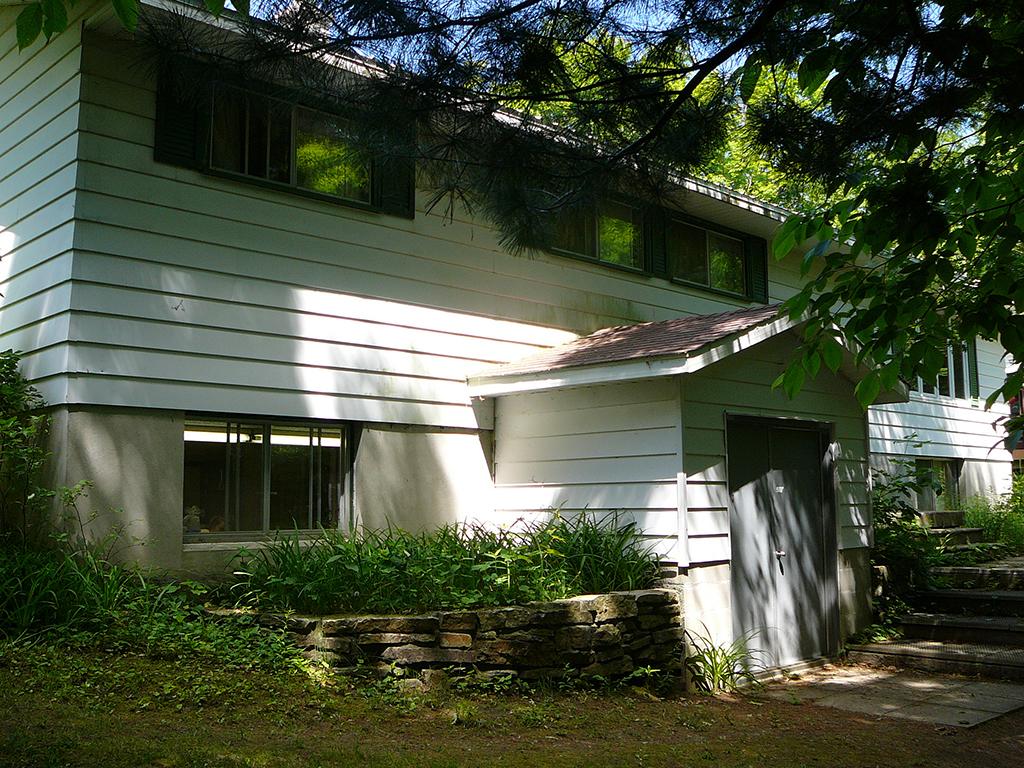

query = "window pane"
[183,422,264,533]
[937,360,950,397]
[296,108,370,202]
[270,425,312,531]
[268,103,292,183]
[247,97,269,179]
[666,220,708,285]
[552,212,593,256]
[210,87,246,173]
[708,232,745,294]
[953,345,967,399]
[597,202,642,269]
[230,424,266,532]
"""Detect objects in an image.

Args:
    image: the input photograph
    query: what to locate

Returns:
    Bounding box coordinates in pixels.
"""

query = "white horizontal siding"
[0,13,84,407]
[682,330,871,562]
[39,31,816,429]
[868,339,1009,459]
[492,379,682,558]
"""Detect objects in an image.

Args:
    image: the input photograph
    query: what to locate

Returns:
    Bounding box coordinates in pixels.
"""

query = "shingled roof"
[480,303,785,380]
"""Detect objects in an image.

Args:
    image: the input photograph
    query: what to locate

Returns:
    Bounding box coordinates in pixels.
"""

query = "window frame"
[910,341,980,402]
[663,211,756,300]
[182,417,354,543]
[154,76,415,219]
[550,201,647,274]
[548,202,769,302]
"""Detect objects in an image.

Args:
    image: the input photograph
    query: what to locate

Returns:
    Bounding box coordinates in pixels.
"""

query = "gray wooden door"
[727,418,836,668]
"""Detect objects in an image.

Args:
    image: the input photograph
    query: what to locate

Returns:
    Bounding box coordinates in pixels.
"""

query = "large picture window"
[183,420,351,538]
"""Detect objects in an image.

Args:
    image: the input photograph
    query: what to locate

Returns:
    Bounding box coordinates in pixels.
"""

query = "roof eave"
[467,313,801,397]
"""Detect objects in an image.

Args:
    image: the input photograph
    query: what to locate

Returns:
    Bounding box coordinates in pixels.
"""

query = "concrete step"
[848,639,1024,682]
[923,588,1024,617]
[930,563,1024,590]
[929,527,986,546]
[918,510,965,529]
[899,613,1024,645]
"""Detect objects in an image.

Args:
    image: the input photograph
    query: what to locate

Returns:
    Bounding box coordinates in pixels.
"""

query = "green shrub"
[869,457,946,622]
[231,513,659,615]
[964,480,1024,556]
[0,350,51,538]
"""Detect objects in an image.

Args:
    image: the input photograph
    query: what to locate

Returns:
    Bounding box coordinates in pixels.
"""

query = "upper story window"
[550,202,769,302]
[155,78,414,219]
[183,419,352,539]
[666,216,746,297]
[909,341,980,400]
[209,86,372,204]
[553,201,645,271]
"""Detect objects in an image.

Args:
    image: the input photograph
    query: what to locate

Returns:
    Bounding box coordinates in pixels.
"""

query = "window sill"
[183,532,325,552]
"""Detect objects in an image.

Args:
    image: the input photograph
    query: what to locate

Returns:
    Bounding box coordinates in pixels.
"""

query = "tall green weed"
[964,477,1024,556]
[232,513,659,615]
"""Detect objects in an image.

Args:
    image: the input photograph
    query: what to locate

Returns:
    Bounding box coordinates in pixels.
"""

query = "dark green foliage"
[231,514,659,615]
[0,537,295,668]
[869,457,946,627]
[0,350,50,538]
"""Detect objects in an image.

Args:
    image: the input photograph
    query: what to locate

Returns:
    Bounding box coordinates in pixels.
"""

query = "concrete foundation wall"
[354,427,494,532]
[44,406,184,572]
[838,547,873,639]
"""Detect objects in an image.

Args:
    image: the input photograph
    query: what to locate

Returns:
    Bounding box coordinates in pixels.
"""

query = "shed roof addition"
[468,303,910,403]
[468,303,797,397]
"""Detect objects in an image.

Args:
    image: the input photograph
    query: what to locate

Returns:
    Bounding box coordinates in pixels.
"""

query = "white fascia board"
[467,313,801,397]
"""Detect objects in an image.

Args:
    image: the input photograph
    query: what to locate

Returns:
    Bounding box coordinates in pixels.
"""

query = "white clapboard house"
[0,0,1012,667]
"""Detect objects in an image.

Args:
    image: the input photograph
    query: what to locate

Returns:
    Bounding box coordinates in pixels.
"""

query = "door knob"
[775,550,786,575]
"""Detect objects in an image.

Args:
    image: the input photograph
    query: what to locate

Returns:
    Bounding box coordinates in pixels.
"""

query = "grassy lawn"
[2,645,1021,768]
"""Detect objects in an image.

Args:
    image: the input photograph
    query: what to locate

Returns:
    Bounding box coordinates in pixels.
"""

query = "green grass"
[231,514,659,615]
[0,643,1011,768]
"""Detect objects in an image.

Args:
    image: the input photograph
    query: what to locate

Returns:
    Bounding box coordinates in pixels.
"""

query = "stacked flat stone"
[265,589,682,680]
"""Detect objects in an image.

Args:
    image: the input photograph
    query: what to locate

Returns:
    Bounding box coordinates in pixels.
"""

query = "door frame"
[724,413,841,664]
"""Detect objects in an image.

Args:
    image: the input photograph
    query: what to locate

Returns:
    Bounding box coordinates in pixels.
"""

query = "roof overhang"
[468,311,909,405]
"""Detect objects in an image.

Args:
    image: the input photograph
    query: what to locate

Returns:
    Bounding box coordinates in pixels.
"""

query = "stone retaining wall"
[262,589,682,680]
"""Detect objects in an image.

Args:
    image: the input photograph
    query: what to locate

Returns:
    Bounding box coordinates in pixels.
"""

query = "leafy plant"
[231,512,658,615]
[0,350,51,539]
[964,480,1024,557]
[683,624,763,694]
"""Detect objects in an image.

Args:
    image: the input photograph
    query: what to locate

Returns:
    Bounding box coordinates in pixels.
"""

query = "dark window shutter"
[967,339,980,399]
[154,78,202,169]
[373,155,416,219]
[748,238,769,303]
[644,207,668,275]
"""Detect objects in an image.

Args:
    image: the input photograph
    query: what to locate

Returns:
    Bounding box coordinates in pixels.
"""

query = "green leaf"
[110,0,138,31]
[231,0,250,14]
[205,0,226,15]
[773,216,805,259]
[40,0,68,40]
[822,337,843,373]
[878,361,899,391]
[782,363,806,400]
[1004,429,1023,453]
[855,373,881,411]
[802,349,821,379]
[797,47,834,93]
[17,3,43,50]
[739,61,762,104]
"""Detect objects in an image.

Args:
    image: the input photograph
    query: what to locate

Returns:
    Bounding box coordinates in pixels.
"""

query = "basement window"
[182,420,351,538]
